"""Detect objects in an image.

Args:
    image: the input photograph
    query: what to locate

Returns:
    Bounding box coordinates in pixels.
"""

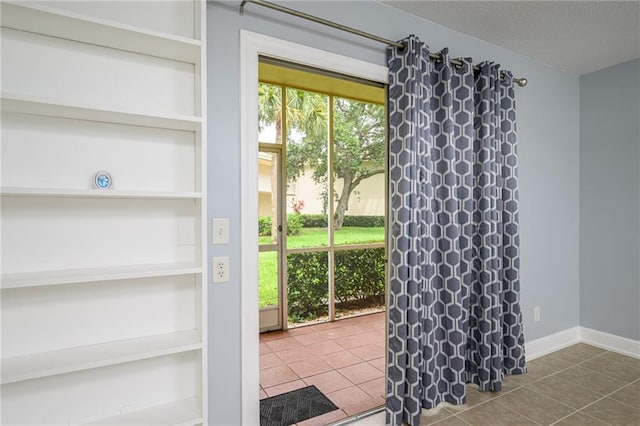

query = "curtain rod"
[240,0,528,88]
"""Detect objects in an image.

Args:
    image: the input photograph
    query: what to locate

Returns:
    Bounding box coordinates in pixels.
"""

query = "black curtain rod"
[240,0,528,87]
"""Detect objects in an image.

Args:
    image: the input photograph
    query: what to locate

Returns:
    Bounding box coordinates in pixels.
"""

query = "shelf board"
[1,187,202,200]
[1,93,201,131]
[1,263,202,290]
[84,397,202,426]
[1,2,201,63]
[1,330,202,385]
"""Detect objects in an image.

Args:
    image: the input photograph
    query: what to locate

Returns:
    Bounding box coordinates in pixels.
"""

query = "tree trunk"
[334,173,353,230]
[270,118,281,243]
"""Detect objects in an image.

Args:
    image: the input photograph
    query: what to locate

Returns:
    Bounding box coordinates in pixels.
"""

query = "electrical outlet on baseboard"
[212,256,230,283]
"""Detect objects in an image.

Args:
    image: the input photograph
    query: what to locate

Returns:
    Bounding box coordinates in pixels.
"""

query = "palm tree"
[259,84,384,231]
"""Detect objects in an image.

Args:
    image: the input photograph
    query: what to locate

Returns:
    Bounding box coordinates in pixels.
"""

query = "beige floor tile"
[431,416,469,426]
[552,345,601,364]
[419,405,456,425]
[556,365,627,395]
[581,357,640,384]
[528,352,574,374]
[598,351,640,369]
[569,343,607,358]
[444,385,500,413]
[553,411,609,425]
[581,396,640,425]
[527,374,601,409]
[494,387,574,425]
[457,400,537,426]
[609,379,640,407]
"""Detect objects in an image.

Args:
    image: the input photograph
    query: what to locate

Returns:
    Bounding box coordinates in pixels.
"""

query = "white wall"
[207,1,580,422]
[580,59,640,341]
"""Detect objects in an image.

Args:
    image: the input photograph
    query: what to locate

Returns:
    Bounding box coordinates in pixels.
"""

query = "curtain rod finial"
[515,77,528,87]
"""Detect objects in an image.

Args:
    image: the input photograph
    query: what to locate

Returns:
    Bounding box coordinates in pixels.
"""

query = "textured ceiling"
[381,1,640,74]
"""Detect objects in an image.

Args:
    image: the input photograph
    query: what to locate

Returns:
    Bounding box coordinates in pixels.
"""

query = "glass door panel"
[259,149,283,332]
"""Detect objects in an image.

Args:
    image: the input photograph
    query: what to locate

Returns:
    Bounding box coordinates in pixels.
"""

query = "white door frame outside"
[239,30,387,424]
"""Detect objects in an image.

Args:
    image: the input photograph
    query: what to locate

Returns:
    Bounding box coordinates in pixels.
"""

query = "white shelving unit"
[1,1,207,424]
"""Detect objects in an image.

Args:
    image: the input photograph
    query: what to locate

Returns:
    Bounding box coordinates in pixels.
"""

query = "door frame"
[240,30,387,424]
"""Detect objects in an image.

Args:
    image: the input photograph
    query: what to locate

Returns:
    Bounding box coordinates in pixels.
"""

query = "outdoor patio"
[259,311,386,425]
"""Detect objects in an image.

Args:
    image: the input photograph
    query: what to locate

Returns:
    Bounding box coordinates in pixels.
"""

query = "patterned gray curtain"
[386,35,526,426]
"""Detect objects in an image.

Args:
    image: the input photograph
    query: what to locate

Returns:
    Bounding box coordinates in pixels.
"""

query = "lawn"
[259,226,384,307]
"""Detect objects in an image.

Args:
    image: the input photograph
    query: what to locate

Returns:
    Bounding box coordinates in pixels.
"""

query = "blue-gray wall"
[207,1,580,422]
[579,59,640,341]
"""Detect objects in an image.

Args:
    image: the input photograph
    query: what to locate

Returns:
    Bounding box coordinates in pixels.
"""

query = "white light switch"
[212,218,229,244]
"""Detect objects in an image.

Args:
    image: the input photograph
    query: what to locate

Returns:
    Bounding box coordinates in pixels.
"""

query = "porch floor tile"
[259,311,386,424]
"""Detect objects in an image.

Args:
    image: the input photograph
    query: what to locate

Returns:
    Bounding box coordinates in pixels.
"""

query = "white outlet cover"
[212,256,230,283]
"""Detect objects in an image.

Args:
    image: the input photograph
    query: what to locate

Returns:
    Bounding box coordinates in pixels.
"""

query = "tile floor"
[260,312,386,425]
[354,343,640,426]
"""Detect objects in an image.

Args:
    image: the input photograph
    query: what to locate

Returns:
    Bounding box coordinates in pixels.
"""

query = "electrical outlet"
[212,256,230,283]
[212,218,229,244]
[534,306,541,322]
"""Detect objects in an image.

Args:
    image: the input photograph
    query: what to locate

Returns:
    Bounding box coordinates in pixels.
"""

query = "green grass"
[259,226,384,248]
[258,226,384,307]
[259,251,279,307]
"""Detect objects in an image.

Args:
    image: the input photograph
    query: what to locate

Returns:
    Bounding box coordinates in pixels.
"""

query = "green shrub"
[296,214,384,228]
[258,216,272,236]
[299,214,328,228]
[342,215,385,227]
[335,248,385,304]
[287,251,329,321]
[258,215,303,236]
[286,214,303,236]
[286,247,385,321]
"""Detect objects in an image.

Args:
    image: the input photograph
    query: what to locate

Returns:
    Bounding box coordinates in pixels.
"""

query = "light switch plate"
[212,218,229,244]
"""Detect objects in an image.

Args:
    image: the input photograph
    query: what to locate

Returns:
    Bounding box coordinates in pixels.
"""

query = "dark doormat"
[260,385,338,426]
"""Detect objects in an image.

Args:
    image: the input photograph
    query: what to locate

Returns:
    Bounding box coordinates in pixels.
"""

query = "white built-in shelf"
[1,187,202,200]
[85,397,202,426]
[1,93,201,131]
[1,330,202,385]
[1,264,202,290]
[1,2,201,63]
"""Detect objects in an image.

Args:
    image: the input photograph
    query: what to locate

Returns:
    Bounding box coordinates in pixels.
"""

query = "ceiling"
[381,1,640,74]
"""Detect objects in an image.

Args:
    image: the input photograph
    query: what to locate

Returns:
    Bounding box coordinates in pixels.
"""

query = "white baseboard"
[580,327,640,359]
[525,326,640,360]
[526,327,581,360]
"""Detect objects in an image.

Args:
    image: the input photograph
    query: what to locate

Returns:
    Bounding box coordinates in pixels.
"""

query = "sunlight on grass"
[259,251,279,307]
[258,227,384,308]
[258,226,384,248]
